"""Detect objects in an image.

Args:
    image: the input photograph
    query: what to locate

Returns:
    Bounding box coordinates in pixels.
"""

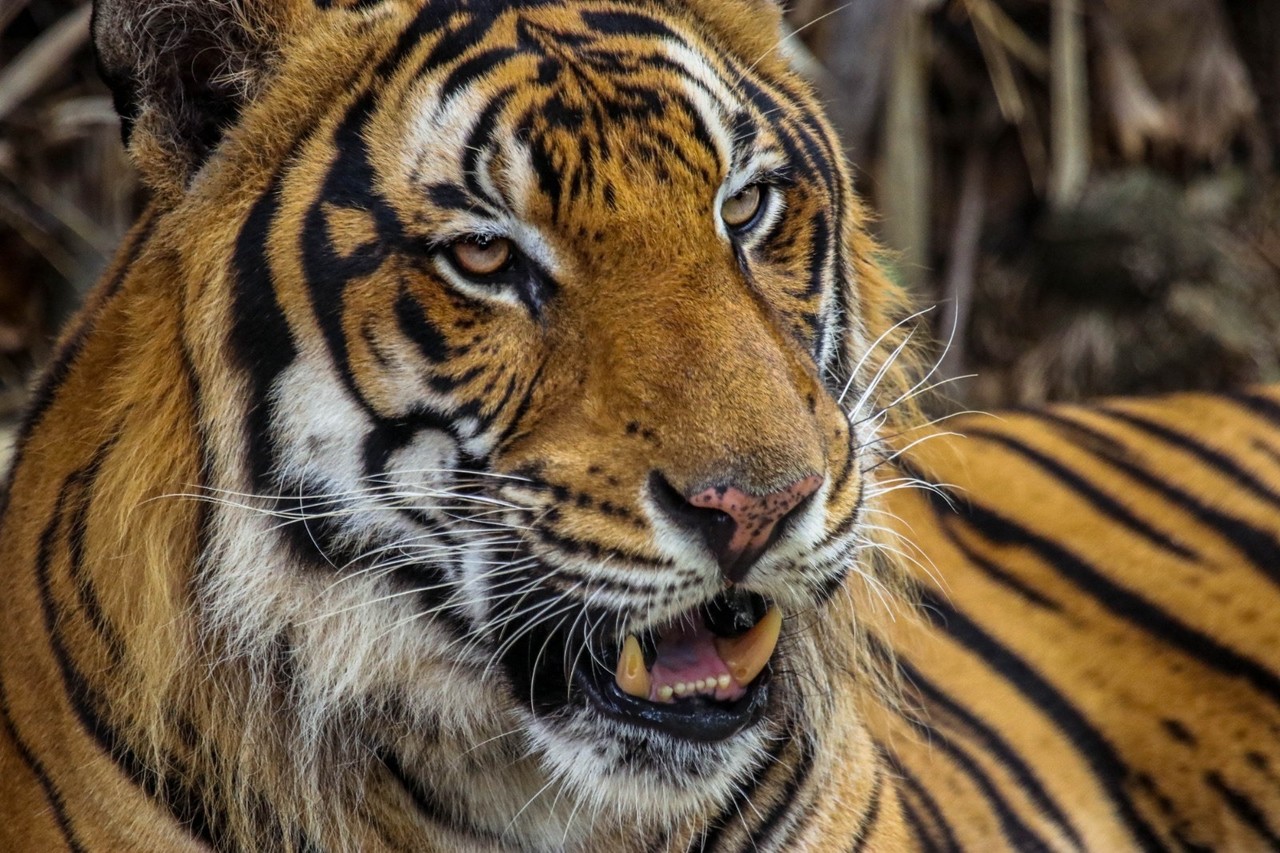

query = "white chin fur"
[199,351,784,845]
[526,708,771,828]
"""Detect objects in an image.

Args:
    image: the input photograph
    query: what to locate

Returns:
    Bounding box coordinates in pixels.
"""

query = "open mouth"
[575,590,780,742]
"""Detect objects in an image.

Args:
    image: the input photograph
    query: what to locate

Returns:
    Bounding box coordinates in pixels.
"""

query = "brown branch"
[1049,0,1089,208]
[938,143,988,384]
[880,2,931,287]
[0,5,92,124]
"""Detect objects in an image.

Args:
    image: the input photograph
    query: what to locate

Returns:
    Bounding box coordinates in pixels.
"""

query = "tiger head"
[86,0,916,845]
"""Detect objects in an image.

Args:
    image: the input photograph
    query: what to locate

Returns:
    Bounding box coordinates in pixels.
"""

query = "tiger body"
[1,0,1277,850]
[877,389,1280,850]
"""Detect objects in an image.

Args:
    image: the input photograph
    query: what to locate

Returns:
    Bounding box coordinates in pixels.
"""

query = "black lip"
[491,577,774,740]
[576,651,771,743]
[574,590,774,743]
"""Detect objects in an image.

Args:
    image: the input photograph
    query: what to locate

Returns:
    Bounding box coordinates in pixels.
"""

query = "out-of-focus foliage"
[789,0,1280,408]
[0,0,136,424]
[0,0,1277,422]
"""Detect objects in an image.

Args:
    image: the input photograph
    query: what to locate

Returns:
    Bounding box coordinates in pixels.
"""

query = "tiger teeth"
[615,635,651,699]
[713,606,781,687]
[667,678,722,699]
[615,608,781,704]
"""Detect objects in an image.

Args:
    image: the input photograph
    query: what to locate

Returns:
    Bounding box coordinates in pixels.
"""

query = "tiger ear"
[684,0,786,63]
[92,0,313,199]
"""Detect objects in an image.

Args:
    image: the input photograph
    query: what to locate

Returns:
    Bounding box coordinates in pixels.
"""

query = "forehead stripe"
[580,8,682,40]
[438,46,522,102]
[460,87,519,208]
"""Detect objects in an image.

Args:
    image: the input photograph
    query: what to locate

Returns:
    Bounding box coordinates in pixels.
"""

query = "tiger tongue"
[613,608,782,704]
[648,617,736,702]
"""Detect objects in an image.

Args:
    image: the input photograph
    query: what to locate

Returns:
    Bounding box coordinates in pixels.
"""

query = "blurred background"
[1,0,1278,461]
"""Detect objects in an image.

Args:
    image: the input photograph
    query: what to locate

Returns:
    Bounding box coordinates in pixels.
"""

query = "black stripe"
[898,697,1055,850]
[1040,409,1280,590]
[580,8,680,40]
[1252,437,1280,470]
[394,281,451,363]
[438,46,520,102]
[459,85,517,206]
[1161,719,1197,746]
[0,678,87,852]
[964,428,1197,560]
[33,446,219,848]
[1206,771,1280,847]
[946,492,1280,707]
[888,757,962,852]
[33,446,324,850]
[424,182,479,213]
[491,359,542,453]
[747,733,816,849]
[849,762,885,852]
[302,89,400,399]
[919,591,1169,850]
[897,794,943,853]
[693,730,791,852]
[229,170,296,491]
[1,211,156,517]
[936,512,1062,610]
[379,748,508,846]
[65,455,125,666]
[1098,405,1280,511]
[1227,390,1280,427]
[899,657,1084,849]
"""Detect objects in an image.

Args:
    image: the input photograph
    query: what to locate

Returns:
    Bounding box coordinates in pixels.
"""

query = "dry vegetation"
[791,0,1280,407]
[0,0,1277,429]
[1,0,137,429]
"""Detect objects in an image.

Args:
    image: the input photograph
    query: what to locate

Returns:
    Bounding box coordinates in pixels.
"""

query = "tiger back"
[877,388,1280,850]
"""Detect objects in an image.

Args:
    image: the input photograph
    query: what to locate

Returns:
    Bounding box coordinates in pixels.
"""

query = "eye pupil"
[451,237,512,276]
[722,184,763,229]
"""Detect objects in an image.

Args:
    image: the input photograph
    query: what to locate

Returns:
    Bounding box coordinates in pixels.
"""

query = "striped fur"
[4,0,1279,850]
[1,1,914,850]
[871,388,1280,851]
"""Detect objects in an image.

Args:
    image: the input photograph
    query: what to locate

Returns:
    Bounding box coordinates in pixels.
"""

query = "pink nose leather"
[688,475,824,583]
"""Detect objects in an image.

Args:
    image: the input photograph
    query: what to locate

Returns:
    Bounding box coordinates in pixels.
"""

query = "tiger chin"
[0,0,916,850]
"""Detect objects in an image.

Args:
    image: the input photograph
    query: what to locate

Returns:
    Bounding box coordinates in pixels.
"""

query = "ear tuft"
[682,0,786,68]
[92,0,305,198]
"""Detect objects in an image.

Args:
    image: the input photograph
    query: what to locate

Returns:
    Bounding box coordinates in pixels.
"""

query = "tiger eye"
[721,184,763,229]
[451,237,512,276]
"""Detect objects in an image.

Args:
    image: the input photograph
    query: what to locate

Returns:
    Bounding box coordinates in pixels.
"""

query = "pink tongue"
[648,616,744,703]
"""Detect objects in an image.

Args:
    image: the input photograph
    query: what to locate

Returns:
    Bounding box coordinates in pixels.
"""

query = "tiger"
[2,0,1278,851]
[874,389,1280,850]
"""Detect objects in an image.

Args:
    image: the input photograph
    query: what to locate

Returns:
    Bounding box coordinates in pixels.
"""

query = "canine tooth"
[616,635,651,699]
[714,607,782,686]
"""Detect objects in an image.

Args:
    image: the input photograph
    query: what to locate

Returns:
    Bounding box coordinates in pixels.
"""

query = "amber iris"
[721,184,762,228]
[451,237,512,276]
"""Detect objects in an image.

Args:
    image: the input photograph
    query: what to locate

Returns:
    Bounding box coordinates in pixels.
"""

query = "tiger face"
[94,0,905,841]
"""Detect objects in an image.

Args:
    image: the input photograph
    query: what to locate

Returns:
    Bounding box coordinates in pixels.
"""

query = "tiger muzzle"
[576,589,777,742]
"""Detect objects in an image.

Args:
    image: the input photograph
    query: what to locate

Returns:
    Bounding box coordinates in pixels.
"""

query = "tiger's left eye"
[450,237,512,277]
[721,184,763,229]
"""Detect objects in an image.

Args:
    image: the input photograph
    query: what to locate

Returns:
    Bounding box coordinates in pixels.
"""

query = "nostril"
[647,471,824,583]
[647,471,731,535]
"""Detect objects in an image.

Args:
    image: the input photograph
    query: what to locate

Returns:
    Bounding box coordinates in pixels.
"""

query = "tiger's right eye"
[721,184,763,230]
[450,237,512,277]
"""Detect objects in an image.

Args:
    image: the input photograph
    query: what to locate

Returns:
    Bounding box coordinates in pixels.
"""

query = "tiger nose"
[649,473,825,583]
